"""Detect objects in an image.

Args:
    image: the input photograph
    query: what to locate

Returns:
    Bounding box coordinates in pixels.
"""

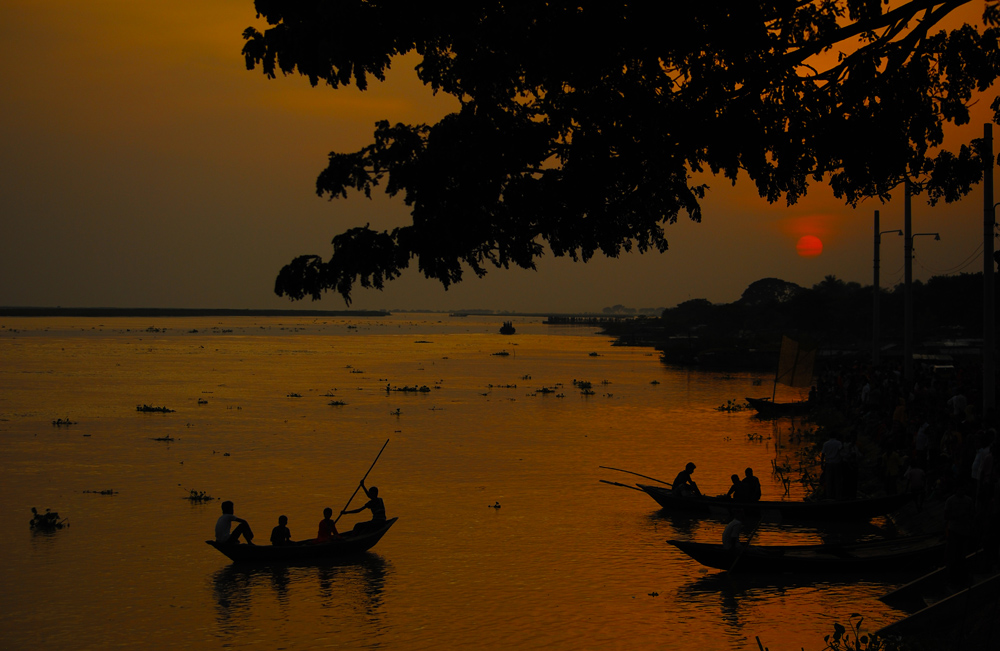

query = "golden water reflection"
[0,315,906,650]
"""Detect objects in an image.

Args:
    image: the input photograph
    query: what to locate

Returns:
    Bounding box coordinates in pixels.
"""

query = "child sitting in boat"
[270,515,291,546]
[215,500,254,545]
[315,507,341,542]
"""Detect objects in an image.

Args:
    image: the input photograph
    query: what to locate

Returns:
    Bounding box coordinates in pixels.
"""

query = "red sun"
[796,235,823,257]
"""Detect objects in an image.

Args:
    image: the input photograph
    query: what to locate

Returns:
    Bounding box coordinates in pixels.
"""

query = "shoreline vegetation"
[598,274,997,650]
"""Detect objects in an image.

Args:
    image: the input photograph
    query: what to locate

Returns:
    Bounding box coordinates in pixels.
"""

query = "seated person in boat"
[270,514,292,546]
[725,474,741,499]
[215,500,254,545]
[672,462,701,497]
[740,467,762,502]
[341,480,387,533]
[722,512,744,550]
[315,507,341,543]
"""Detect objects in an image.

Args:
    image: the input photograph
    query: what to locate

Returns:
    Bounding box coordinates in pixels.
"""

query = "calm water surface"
[0,315,909,650]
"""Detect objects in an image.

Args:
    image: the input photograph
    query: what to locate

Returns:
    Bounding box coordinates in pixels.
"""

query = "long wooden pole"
[599,466,673,486]
[334,439,389,524]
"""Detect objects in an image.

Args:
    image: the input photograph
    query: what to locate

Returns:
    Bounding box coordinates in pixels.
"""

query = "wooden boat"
[668,533,945,573]
[637,484,913,522]
[745,396,811,417]
[206,517,397,563]
[879,549,987,611]
[875,569,1000,637]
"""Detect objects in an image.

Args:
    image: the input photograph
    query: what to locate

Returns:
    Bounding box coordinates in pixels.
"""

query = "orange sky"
[1,1,996,312]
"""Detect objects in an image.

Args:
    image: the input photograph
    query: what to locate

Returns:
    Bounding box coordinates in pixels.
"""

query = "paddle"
[728,517,761,573]
[334,438,389,525]
[599,479,645,491]
[599,466,673,487]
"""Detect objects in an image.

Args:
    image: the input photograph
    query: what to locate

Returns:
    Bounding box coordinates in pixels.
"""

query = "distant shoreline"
[0,307,391,318]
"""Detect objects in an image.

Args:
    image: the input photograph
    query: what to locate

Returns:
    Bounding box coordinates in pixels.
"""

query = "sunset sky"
[1,1,996,313]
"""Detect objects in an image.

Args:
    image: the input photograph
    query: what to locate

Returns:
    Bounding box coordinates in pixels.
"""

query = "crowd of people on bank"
[812,358,999,575]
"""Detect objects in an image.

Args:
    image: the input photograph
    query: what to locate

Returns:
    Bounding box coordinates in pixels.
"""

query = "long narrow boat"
[878,549,987,611]
[668,533,945,573]
[745,396,811,417]
[206,517,397,563]
[637,484,913,522]
[875,570,1000,637]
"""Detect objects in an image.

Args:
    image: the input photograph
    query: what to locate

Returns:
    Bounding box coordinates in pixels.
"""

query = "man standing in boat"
[215,500,254,545]
[342,480,387,533]
[672,462,701,497]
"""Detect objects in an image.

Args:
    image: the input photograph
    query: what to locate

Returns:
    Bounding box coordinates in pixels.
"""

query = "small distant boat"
[745,396,812,417]
[668,533,945,573]
[206,517,397,563]
[499,321,516,335]
[637,484,913,522]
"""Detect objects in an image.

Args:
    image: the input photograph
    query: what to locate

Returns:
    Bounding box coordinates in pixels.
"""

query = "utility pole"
[874,210,901,366]
[985,123,995,416]
[904,179,913,383]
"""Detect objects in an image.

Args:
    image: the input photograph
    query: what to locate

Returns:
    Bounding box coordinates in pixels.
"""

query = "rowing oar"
[599,466,673,487]
[728,517,761,573]
[599,479,644,491]
[334,438,389,525]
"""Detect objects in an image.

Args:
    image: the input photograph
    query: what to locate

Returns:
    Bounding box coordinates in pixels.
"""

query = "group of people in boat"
[214,480,387,546]
[672,462,762,552]
[672,462,762,503]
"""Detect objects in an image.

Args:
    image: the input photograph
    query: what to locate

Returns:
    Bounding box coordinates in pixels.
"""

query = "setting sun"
[796,235,823,257]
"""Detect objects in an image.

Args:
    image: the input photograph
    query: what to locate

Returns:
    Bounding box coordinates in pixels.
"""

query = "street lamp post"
[905,229,941,380]
[873,209,902,366]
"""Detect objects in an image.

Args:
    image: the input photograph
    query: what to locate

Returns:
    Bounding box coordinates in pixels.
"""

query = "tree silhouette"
[243,1,1000,303]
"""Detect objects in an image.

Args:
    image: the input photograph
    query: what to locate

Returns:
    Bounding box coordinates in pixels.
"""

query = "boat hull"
[669,534,945,573]
[745,396,811,417]
[638,485,912,522]
[206,517,397,563]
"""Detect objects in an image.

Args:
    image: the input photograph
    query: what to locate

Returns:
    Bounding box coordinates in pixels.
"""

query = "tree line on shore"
[605,272,994,366]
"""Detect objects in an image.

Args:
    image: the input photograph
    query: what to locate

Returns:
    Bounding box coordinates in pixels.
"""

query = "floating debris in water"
[589,352,600,357]
[137,404,174,413]
[197,398,208,404]
[650,380,660,385]
[30,507,67,530]
[328,400,348,406]
[391,385,431,393]
[182,488,214,502]
[152,435,175,442]
[715,399,752,412]
[489,502,501,509]
[52,418,77,426]
[83,489,117,495]
[492,350,510,356]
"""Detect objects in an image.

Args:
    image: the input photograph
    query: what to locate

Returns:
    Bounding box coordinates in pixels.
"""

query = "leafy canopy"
[242,1,1000,304]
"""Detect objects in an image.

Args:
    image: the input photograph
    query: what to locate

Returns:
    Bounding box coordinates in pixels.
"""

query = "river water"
[0,314,910,650]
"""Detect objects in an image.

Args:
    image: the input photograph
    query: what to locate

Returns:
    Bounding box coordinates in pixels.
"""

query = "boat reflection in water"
[212,553,390,638]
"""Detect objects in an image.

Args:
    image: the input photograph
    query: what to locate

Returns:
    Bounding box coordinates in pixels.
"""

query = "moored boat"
[637,484,913,522]
[745,396,811,417]
[875,569,1000,637]
[668,533,945,573]
[206,517,397,563]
